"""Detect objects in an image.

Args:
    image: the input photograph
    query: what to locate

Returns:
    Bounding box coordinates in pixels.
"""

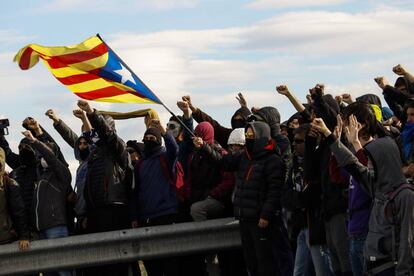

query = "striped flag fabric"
[14,35,162,104]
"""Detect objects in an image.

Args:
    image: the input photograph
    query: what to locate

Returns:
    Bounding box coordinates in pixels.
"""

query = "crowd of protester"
[0,64,414,276]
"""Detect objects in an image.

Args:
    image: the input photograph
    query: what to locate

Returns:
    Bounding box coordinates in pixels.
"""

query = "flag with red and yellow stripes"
[14,35,161,104]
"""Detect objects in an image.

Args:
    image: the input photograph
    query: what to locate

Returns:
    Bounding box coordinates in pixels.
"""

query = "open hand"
[236,92,247,107]
[334,114,343,140]
[344,115,362,144]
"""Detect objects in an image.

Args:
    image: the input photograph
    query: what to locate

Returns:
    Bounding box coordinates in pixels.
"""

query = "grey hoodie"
[327,135,414,275]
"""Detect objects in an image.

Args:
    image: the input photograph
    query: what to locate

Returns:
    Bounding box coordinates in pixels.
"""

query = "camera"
[0,119,10,135]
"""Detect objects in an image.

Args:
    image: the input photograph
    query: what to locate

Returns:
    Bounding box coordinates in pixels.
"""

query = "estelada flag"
[14,35,161,104]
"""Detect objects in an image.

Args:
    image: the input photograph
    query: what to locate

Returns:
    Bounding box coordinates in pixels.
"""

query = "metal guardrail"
[0,218,241,275]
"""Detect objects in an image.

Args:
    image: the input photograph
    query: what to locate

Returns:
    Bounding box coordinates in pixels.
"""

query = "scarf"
[98,108,159,129]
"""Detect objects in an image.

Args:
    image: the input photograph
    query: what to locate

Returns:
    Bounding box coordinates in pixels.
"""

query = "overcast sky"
[1,0,414,179]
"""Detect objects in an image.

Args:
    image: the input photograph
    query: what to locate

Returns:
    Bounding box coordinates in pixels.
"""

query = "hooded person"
[194,121,291,276]
[22,117,69,167]
[76,100,138,276]
[0,148,30,250]
[46,109,96,233]
[126,140,144,164]
[356,94,383,122]
[189,96,251,148]
[0,136,38,231]
[130,125,180,276]
[166,115,184,142]
[382,76,414,121]
[313,104,414,275]
[188,122,235,222]
[250,106,292,172]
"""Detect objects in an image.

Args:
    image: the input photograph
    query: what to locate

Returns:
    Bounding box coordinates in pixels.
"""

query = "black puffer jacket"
[85,111,129,208]
[201,121,285,221]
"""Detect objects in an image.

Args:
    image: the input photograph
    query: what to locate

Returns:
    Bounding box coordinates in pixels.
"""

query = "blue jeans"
[293,229,315,276]
[349,234,367,276]
[39,225,72,276]
[294,228,333,276]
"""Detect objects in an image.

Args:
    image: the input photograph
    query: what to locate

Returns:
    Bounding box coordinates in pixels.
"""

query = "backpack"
[383,183,414,263]
[137,155,186,201]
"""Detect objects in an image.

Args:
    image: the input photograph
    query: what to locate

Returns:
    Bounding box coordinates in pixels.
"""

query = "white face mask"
[40,158,49,169]
[166,121,181,138]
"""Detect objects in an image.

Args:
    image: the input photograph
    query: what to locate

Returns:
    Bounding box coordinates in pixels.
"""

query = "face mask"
[40,158,48,169]
[144,140,160,156]
[232,119,245,129]
[79,147,90,161]
[19,149,35,165]
[245,139,255,154]
[167,121,181,138]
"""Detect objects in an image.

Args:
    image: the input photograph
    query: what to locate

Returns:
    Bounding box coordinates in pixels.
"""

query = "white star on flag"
[114,63,136,85]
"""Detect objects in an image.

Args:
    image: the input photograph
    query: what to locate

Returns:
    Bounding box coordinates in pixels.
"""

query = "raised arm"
[311,118,375,196]
[46,109,79,148]
[73,109,93,133]
[182,95,232,147]
[22,130,72,189]
[0,135,20,169]
[393,64,414,84]
[276,85,306,113]
[78,100,128,167]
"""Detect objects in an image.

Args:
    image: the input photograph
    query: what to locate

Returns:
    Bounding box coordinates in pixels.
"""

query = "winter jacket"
[85,111,129,208]
[53,119,90,217]
[0,148,30,243]
[188,122,235,204]
[283,155,327,245]
[192,107,251,148]
[31,140,72,231]
[0,136,37,226]
[131,133,178,221]
[302,93,347,220]
[200,121,285,222]
[304,134,347,220]
[0,176,30,243]
[327,134,414,275]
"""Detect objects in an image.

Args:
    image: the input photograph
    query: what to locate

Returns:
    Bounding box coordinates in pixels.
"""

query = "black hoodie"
[201,121,285,221]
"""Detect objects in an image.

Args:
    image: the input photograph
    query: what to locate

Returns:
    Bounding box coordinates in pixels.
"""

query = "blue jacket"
[131,133,178,221]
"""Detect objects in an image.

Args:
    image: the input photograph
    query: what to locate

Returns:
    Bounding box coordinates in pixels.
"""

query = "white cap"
[227,128,246,146]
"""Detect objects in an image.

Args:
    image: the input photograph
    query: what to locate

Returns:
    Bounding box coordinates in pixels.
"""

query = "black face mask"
[245,139,255,155]
[79,147,90,161]
[232,119,246,129]
[19,149,35,166]
[144,140,160,156]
